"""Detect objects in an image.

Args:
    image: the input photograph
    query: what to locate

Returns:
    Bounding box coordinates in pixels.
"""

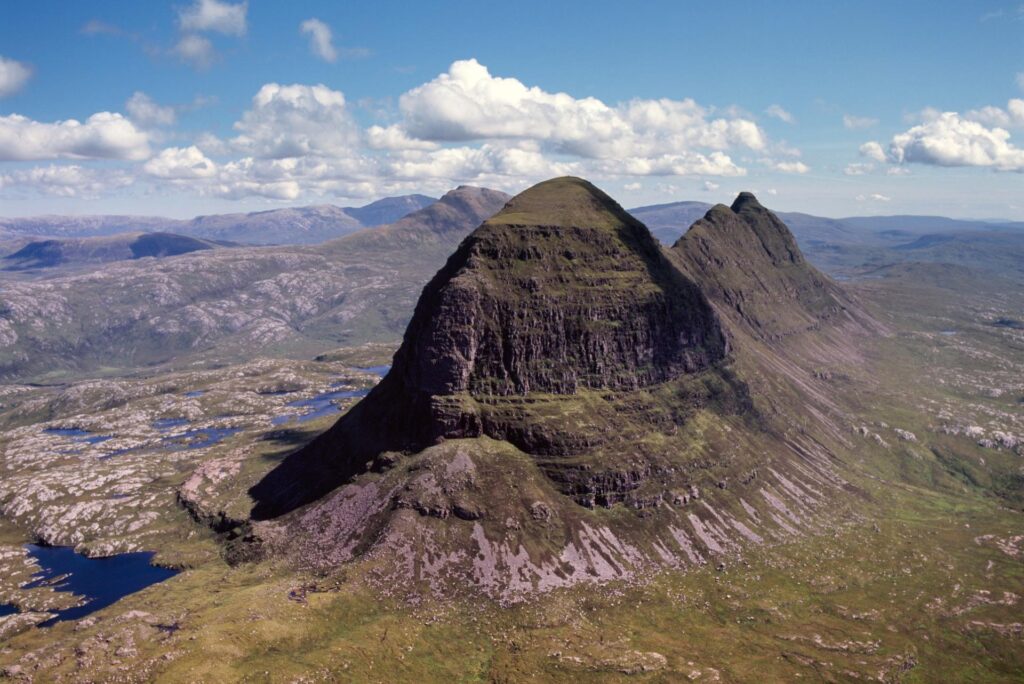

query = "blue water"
[184,390,205,398]
[44,428,112,445]
[357,365,391,377]
[152,417,191,431]
[0,603,16,617]
[271,386,370,426]
[24,545,178,627]
[163,427,241,450]
[44,427,90,438]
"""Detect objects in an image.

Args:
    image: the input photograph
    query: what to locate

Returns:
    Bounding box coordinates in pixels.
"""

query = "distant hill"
[0,194,437,246]
[3,232,225,271]
[0,215,182,239]
[343,194,436,227]
[626,200,713,245]
[0,187,508,381]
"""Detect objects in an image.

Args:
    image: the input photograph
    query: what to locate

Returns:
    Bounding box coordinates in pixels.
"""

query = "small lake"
[152,417,191,431]
[0,603,17,617]
[271,386,371,426]
[268,367,389,425]
[24,544,178,627]
[270,385,374,428]
[44,428,112,445]
[163,426,242,450]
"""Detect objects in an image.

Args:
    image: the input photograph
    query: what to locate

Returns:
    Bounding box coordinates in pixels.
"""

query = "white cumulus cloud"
[178,0,247,36]
[964,99,1024,128]
[300,18,337,63]
[173,34,216,69]
[125,92,176,127]
[0,60,813,204]
[856,193,891,202]
[0,56,32,98]
[392,59,765,175]
[144,146,217,179]
[0,164,133,197]
[366,124,439,151]
[765,104,794,124]
[859,141,887,162]
[773,160,809,174]
[843,114,878,130]
[231,83,362,159]
[0,112,150,161]
[884,111,1024,171]
[844,162,874,176]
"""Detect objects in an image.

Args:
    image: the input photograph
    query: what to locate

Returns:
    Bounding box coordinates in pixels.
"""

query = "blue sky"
[0,0,1022,219]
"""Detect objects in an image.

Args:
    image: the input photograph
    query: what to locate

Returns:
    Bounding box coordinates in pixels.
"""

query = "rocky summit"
[249,177,878,603]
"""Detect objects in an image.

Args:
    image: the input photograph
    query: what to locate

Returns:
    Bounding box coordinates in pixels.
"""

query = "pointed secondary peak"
[730,192,764,213]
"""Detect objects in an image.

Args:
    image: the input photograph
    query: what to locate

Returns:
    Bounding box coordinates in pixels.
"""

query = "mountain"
[179,205,363,244]
[0,214,182,239]
[343,194,436,226]
[627,200,713,245]
[0,187,507,381]
[248,178,877,602]
[2,232,225,271]
[0,194,437,246]
[669,193,861,340]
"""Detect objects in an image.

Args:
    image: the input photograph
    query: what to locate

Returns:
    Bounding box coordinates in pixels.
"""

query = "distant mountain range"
[0,187,508,380]
[0,194,437,246]
[1,185,1022,380]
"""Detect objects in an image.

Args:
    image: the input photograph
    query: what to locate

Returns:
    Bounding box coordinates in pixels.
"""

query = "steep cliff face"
[395,177,727,396]
[248,179,874,602]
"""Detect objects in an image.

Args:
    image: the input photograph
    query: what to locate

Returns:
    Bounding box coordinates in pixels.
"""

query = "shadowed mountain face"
[249,178,877,602]
[3,232,222,271]
[670,193,853,340]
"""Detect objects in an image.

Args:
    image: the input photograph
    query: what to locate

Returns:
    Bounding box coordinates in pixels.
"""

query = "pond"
[44,428,112,445]
[0,603,17,617]
[271,386,371,426]
[152,417,191,431]
[163,427,242,450]
[24,544,178,627]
